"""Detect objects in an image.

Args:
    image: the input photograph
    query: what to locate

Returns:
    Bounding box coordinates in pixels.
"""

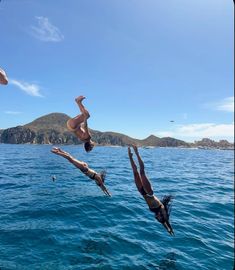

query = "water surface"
[0,145,234,269]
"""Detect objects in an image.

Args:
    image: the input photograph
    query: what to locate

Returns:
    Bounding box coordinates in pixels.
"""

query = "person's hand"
[51,147,69,158]
[101,184,111,197]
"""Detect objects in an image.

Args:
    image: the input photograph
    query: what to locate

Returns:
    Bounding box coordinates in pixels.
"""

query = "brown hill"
[0,112,190,147]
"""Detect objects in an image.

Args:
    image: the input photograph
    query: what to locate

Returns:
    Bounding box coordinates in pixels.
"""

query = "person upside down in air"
[128,145,174,235]
[51,147,111,196]
[66,96,95,152]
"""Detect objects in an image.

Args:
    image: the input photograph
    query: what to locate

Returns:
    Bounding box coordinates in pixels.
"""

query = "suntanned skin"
[51,147,111,196]
[128,145,174,235]
[67,96,94,151]
[0,68,8,85]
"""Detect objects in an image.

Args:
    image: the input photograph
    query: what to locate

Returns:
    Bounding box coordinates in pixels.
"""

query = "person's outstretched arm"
[100,184,111,197]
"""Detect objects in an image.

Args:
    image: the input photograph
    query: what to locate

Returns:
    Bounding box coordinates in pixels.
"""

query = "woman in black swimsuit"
[128,145,174,235]
[51,147,111,196]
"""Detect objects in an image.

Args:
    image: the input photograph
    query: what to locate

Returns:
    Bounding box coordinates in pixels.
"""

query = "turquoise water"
[0,144,234,270]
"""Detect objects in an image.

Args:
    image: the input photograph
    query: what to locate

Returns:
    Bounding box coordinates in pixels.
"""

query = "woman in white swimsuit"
[128,145,174,235]
[51,147,111,196]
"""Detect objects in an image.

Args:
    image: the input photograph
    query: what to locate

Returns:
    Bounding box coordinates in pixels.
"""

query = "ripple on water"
[0,145,234,270]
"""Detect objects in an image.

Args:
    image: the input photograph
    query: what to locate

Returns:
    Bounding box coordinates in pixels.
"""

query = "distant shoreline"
[0,142,234,151]
[0,113,234,149]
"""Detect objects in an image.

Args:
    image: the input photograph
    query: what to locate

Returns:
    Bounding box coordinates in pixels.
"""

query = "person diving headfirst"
[128,145,174,236]
[51,147,111,196]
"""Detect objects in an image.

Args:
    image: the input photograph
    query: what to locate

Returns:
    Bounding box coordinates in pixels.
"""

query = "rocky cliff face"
[195,138,234,149]
[155,137,188,147]
[0,127,36,144]
[0,126,81,144]
[0,113,81,145]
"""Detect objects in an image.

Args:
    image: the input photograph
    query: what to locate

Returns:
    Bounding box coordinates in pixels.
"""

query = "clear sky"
[0,0,234,142]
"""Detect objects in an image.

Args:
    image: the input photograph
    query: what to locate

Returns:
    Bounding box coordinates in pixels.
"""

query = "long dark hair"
[99,170,106,183]
[84,141,92,152]
[161,195,174,219]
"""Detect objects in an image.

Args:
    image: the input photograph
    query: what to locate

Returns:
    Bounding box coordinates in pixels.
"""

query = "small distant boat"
[142,146,155,149]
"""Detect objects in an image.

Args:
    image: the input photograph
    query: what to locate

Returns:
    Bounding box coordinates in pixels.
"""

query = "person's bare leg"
[128,147,143,192]
[67,114,86,130]
[67,96,90,130]
[51,147,87,171]
[75,96,90,118]
[132,145,153,195]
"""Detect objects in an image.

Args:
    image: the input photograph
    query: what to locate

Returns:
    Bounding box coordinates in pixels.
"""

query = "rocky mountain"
[194,138,234,149]
[0,113,79,145]
[0,113,233,149]
[0,113,190,147]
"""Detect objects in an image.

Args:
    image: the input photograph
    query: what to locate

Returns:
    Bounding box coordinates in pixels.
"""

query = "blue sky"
[0,0,234,142]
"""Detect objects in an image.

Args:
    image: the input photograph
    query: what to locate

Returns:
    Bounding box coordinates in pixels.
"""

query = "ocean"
[0,144,234,270]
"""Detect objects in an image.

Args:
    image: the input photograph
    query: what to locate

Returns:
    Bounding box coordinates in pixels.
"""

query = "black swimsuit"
[140,187,162,215]
[81,168,97,180]
[149,205,162,215]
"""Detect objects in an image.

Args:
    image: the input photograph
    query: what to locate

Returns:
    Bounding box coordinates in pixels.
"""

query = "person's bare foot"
[132,145,139,155]
[75,96,85,104]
